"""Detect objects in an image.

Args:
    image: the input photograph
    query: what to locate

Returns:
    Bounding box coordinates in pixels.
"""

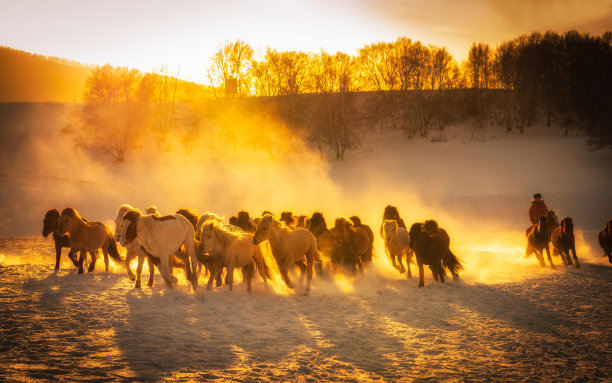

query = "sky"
[1,0,610,83]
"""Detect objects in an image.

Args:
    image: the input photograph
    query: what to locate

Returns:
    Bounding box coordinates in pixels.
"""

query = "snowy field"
[1,104,611,381]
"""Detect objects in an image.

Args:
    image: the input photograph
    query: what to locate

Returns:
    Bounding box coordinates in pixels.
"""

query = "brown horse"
[423,220,463,279]
[43,209,94,270]
[599,218,612,264]
[230,211,257,233]
[526,215,554,268]
[408,222,448,287]
[57,207,122,274]
[551,217,581,268]
[349,216,374,267]
[330,217,372,275]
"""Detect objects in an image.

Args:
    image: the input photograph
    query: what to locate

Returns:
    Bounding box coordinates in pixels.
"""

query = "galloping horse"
[199,221,272,292]
[43,208,91,270]
[118,209,198,289]
[551,217,581,268]
[526,215,555,268]
[57,207,122,274]
[382,220,412,277]
[253,214,318,295]
[408,222,462,287]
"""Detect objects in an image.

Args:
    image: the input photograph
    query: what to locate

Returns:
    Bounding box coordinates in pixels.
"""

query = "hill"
[0,46,93,103]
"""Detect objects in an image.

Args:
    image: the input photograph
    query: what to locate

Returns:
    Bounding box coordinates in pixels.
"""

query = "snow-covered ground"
[1,104,611,381]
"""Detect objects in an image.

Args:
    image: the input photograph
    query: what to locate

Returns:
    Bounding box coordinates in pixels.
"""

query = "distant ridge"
[0,46,93,103]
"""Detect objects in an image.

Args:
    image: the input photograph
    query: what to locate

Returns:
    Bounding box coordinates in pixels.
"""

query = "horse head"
[383,205,401,221]
[383,220,398,245]
[200,221,219,254]
[308,212,327,237]
[120,209,141,247]
[408,223,423,249]
[43,209,60,237]
[57,207,80,236]
[562,217,574,235]
[423,219,439,235]
[547,210,559,228]
[253,214,277,245]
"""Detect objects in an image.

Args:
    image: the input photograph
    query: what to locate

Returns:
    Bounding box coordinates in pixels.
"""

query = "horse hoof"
[78,270,83,274]
[147,281,153,287]
[418,282,424,288]
[135,283,141,289]
[576,264,581,269]
[129,275,136,281]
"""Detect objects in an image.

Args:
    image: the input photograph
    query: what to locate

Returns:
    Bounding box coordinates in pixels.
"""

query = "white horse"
[195,212,224,239]
[253,214,318,295]
[114,204,155,287]
[200,221,271,292]
[382,219,413,277]
[118,209,199,289]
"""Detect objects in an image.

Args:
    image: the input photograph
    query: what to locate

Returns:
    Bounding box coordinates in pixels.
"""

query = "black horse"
[526,215,554,268]
[408,222,462,287]
[599,218,612,264]
[551,217,581,268]
[42,209,95,270]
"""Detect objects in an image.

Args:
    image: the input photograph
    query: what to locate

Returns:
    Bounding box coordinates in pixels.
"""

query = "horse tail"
[443,249,463,275]
[261,258,273,280]
[107,233,124,263]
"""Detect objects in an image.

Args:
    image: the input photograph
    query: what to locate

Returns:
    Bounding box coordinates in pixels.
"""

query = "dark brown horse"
[230,211,257,234]
[349,216,374,267]
[599,218,612,264]
[551,217,580,268]
[423,220,463,279]
[329,217,372,275]
[526,215,554,268]
[43,209,95,270]
[408,222,457,287]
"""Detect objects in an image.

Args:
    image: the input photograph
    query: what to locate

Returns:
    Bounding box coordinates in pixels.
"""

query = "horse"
[545,210,560,240]
[114,205,185,288]
[408,222,454,287]
[382,220,412,276]
[381,205,407,233]
[43,208,92,270]
[199,221,272,292]
[307,212,335,275]
[349,216,374,267]
[296,215,309,228]
[57,207,122,274]
[526,215,555,268]
[195,212,224,240]
[118,209,198,289]
[280,211,298,228]
[230,211,257,233]
[551,217,581,268]
[253,214,318,295]
[599,218,612,264]
[423,220,463,279]
[329,217,372,275]
[176,208,200,228]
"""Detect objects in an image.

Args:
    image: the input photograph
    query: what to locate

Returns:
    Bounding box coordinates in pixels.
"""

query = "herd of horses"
[42,205,612,295]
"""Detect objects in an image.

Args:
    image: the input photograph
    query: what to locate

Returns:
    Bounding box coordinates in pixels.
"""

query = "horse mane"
[152,215,176,221]
[60,207,85,222]
[383,205,401,221]
[146,206,159,216]
[45,209,60,219]
[176,208,199,227]
[334,217,352,231]
[207,220,247,247]
[123,209,142,223]
[605,218,612,236]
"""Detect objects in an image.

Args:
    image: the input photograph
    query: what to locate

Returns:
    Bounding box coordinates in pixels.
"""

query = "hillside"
[0,46,93,103]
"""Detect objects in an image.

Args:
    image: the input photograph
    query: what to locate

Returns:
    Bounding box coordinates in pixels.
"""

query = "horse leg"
[534,249,545,267]
[296,261,307,287]
[134,252,145,288]
[103,249,110,272]
[77,251,86,274]
[147,256,155,287]
[54,244,62,270]
[405,251,412,278]
[570,245,581,268]
[206,263,217,290]
[216,269,223,287]
[429,265,439,281]
[241,265,252,292]
[87,250,98,273]
[67,249,79,267]
[545,245,555,268]
[280,264,294,290]
[438,262,446,284]
[397,253,406,274]
[417,259,425,288]
[125,247,136,280]
[159,255,177,289]
[227,265,235,291]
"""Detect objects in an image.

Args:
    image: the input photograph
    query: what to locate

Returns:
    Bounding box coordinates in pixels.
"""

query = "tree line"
[76,30,612,161]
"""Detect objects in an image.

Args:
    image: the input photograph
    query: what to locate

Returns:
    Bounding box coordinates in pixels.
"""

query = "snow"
[1,104,611,381]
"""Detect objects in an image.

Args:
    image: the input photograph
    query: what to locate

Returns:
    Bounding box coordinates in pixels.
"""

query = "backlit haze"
[1,0,610,83]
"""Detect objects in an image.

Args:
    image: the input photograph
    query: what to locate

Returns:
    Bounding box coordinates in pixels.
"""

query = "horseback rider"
[529,193,549,225]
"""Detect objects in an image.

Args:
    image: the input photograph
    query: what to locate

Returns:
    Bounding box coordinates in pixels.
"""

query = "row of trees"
[76,30,611,162]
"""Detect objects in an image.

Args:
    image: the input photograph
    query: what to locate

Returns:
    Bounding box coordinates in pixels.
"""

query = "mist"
[1,102,611,287]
